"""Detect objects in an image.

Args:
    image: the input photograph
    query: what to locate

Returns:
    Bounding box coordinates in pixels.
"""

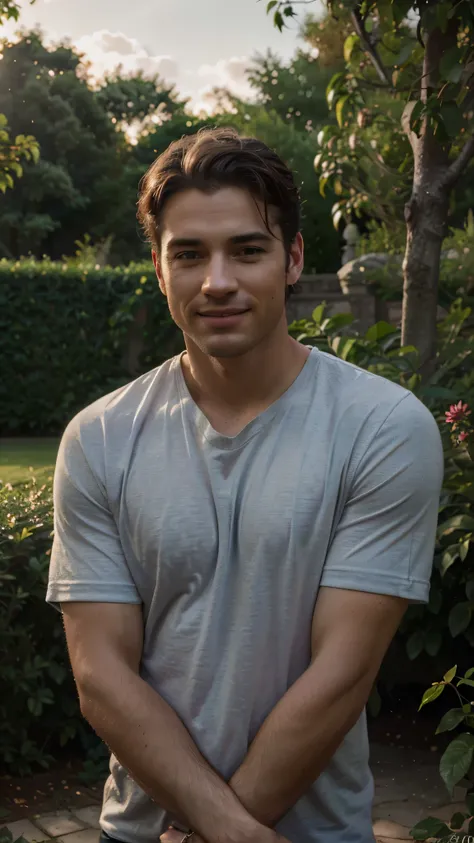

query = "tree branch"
[442,135,474,190]
[350,5,392,87]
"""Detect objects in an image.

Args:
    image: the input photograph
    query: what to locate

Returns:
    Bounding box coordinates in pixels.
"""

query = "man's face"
[153,186,304,359]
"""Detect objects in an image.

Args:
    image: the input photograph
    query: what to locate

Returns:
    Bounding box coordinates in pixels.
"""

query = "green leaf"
[409,99,424,133]
[440,102,465,138]
[440,733,474,793]
[273,10,284,30]
[325,313,354,330]
[365,321,397,342]
[436,708,465,734]
[461,540,471,563]
[331,336,357,361]
[283,6,295,16]
[444,666,457,683]
[266,1,278,12]
[449,602,472,637]
[438,514,474,537]
[344,34,359,62]
[319,176,329,198]
[312,303,326,324]
[466,668,474,678]
[333,209,343,230]
[393,42,413,67]
[425,630,442,656]
[435,1,451,32]
[457,678,474,689]
[407,630,424,660]
[410,816,450,841]
[441,545,460,576]
[450,811,468,829]
[440,47,464,83]
[326,72,345,105]
[336,96,350,128]
[419,683,445,710]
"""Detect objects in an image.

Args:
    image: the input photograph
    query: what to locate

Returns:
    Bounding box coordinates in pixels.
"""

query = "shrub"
[0,259,182,435]
[0,475,101,774]
[411,665,474,842]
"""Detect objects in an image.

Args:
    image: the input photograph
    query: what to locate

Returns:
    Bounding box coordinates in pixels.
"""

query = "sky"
[2,0,316,110]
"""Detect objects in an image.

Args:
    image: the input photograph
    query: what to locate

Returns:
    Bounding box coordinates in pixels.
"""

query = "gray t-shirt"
[47,348,443,843]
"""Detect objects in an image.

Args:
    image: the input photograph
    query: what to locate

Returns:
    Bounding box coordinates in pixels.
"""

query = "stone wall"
[288,272,401,332]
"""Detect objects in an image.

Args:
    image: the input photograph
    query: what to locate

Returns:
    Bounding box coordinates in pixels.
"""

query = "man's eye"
[175,250,200,260]
[238,247,265,257]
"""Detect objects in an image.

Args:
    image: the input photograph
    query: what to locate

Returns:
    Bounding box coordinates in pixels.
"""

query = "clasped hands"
[160,825,290,843]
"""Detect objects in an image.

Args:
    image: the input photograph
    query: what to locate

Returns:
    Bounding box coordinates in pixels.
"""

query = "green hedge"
[0,259,182,435]
[0,474,109,779]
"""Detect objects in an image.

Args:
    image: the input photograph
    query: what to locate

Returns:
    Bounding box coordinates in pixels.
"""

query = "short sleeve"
[320,393,443,603]
[46,414,141,610]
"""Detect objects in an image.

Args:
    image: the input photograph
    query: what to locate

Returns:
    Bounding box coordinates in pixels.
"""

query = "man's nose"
[201,254,238,297]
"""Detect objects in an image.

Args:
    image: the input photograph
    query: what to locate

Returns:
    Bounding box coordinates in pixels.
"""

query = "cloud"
[73,30,179,83]
[196,56,253,97]
[190,55,255,114]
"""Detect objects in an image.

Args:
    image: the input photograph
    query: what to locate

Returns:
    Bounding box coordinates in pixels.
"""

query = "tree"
[247,48,340,132]
[0,31,126,258]
[267,0,474,374]
[0,1,39,194]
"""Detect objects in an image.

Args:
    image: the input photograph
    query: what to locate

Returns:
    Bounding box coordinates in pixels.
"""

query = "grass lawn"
[0,438,59,485]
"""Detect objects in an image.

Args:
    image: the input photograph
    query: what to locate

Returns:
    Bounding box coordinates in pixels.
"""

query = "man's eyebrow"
[166,232,274,250]
[231,232,274,244]
[166,237,202,249]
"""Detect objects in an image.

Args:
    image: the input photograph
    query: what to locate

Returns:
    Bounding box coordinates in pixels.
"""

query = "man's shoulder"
[314,349,437,439]
[61,356,179,451]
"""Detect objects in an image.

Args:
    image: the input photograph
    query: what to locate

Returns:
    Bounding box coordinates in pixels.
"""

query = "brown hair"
[137,127,301,295]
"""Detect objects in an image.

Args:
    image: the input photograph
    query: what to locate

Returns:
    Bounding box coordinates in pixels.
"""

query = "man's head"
[137,127,304,359]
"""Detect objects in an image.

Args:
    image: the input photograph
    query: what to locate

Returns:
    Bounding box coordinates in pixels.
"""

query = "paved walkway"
[2,745,466,843]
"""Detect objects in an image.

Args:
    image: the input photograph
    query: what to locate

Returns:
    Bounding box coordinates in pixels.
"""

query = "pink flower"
[445,401,471,426]
[458,431,469,443]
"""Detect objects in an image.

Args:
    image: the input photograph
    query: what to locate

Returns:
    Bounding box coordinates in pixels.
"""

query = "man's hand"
[160,827,291,843]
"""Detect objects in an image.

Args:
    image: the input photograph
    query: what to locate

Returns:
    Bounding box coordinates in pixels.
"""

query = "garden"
[1,0,474,839]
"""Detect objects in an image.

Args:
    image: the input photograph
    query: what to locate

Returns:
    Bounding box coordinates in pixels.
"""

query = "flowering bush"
[446,401,474,456]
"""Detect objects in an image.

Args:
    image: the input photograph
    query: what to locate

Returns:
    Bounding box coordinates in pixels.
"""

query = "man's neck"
[180,328,310,435]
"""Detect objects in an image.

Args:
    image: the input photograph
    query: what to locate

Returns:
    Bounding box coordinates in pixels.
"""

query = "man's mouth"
[198,309,249,317]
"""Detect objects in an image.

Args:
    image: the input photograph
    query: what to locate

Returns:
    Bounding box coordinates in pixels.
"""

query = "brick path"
[2,744,467,843]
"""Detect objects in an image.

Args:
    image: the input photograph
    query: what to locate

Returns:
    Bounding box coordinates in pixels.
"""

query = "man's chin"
[199,337,254,359]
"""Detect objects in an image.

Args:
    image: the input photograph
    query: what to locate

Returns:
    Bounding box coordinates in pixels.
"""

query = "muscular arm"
[227,393,441,827]
[62,602,283,843]
[228,587,407,826]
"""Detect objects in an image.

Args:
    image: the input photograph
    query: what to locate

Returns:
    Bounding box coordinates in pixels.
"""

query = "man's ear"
[286,232,304,292]
[152,250,166,297]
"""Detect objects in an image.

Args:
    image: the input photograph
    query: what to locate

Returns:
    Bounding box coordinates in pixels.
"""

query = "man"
[47,128,443,843]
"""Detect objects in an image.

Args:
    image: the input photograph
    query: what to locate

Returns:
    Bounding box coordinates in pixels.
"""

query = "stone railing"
[288,265,400,333]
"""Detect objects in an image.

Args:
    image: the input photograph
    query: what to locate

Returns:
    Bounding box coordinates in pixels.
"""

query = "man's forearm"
[78,662,265,843]
[229,658,373,827]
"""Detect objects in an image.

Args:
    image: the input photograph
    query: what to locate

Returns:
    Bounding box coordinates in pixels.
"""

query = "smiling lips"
[197,308,250,328]
[198,308,249,317]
